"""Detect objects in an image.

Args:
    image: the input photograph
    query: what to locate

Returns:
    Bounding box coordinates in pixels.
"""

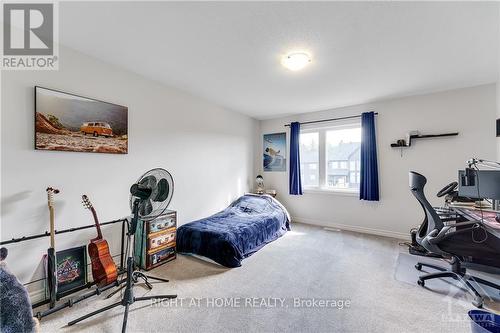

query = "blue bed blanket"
[177,194,291,268]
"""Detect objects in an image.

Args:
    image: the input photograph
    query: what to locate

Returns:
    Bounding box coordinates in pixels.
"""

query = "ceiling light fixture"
[281,52,311,71]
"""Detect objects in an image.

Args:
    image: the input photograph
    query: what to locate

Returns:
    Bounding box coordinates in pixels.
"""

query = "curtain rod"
[284,112,378,127]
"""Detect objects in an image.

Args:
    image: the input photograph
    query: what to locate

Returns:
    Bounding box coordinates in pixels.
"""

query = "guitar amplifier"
[134,210,177,270]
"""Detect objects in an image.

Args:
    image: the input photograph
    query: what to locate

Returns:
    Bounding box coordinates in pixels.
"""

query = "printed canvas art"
[35,86,128,154]
[263,132,286,172]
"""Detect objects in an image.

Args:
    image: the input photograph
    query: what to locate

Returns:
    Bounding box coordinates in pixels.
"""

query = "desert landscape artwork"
[35,87,128,154]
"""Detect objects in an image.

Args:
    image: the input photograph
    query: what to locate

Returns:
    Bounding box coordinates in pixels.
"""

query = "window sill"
[302,187,359,197]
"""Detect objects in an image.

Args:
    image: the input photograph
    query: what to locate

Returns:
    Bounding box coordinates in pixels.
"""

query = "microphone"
[466,158,478,168]
[130,184,152,200]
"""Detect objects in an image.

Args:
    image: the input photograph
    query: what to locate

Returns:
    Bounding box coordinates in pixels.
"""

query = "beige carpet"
[37,223,499,333]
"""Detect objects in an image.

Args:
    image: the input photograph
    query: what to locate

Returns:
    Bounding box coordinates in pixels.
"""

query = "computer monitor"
[458,169,500,200]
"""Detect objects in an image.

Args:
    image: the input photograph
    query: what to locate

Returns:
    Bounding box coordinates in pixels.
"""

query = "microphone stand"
[67,199,177,333]
[467,158,500,170]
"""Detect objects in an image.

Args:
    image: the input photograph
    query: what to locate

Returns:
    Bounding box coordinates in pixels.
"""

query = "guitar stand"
[68,207,176,333]
[35,277,123,320]
[67,257,176,332]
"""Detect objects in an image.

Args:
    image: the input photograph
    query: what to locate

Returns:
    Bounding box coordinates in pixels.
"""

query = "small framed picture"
[56,246,87,297]
[263,132,286,172]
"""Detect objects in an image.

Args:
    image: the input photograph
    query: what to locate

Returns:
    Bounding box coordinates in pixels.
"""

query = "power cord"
[471,164,488,244]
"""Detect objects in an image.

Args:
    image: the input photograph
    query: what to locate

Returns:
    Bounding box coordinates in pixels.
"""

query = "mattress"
[176,194,290,267]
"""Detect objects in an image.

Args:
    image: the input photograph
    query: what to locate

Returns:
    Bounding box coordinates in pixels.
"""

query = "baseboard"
[29,288,46,305]
[292,216,410,240]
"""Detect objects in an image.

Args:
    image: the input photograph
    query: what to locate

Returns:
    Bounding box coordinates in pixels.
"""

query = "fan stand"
[105,270,168,299]
[68,200,177,333]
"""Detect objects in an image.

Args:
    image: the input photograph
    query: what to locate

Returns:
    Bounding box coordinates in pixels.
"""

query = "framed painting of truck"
[34,86,128,154]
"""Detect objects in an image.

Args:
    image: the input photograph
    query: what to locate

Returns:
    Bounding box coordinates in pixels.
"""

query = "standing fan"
[68,168,177,333]
[129,168,173,268]
[129,168,174,232]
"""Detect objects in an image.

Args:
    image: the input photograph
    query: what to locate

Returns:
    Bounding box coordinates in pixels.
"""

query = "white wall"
[0,46,258,299]
[259,85,497,239]
[497,80,499,159]
[497,4,500,160]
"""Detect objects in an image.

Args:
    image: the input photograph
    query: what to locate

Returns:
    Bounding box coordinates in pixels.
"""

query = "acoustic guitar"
[82,195,118,287]
[46,187,59,308]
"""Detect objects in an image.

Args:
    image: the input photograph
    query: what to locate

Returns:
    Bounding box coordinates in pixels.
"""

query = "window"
[300,122,361,192]
[349,172,356,184]
[299,132,319,187]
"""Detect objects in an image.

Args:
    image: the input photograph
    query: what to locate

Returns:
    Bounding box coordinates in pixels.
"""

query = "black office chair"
[409,171,500,308]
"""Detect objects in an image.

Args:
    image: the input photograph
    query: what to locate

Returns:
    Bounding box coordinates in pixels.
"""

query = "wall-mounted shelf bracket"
[390,132,459,157]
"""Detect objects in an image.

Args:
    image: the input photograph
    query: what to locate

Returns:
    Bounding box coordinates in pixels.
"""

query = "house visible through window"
[299,132,319,187]
[299,121,361,192]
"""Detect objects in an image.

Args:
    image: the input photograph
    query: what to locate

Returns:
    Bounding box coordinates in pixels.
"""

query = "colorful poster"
[263,132,286,172]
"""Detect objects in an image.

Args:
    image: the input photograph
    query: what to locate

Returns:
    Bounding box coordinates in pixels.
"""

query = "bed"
[176,194,290,268]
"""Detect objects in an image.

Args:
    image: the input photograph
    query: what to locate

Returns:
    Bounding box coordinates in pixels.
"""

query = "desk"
[452,206,499,226]
[451,206,500,239]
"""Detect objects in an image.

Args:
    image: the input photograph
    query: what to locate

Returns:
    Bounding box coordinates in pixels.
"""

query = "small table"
[253,189,277,198]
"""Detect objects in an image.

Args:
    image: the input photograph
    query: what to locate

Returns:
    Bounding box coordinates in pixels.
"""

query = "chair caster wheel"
[472,298,483,308]
[417,279,425,287]
[415,263,422,271]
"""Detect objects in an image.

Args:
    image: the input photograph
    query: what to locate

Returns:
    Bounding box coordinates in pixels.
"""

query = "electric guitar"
[46,187,59,308]
[82,195,118,287]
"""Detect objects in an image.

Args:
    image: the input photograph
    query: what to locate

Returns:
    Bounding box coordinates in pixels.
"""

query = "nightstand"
[253,189,277,198]
[134,210,177,270]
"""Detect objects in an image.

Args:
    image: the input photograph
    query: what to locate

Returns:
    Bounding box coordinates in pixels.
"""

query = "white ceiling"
[60,1,499,119]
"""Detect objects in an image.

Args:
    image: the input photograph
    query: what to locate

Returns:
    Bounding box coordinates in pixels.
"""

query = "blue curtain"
[289,122,303,195]
[359,112,379,201]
